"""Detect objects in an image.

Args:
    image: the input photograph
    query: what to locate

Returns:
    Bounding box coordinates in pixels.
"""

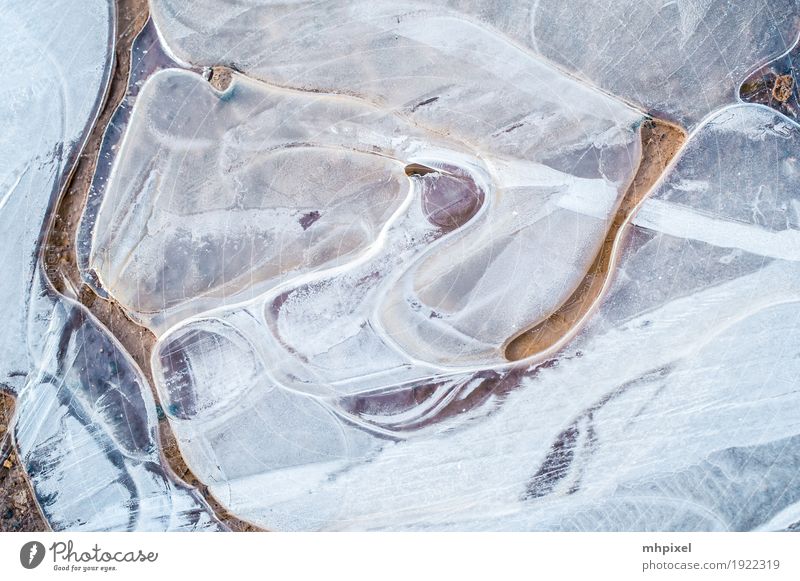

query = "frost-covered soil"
[3,0,800,531]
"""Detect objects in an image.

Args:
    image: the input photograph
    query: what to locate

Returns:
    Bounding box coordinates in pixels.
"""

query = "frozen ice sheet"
[68,0,800,531]
[152,104,800,531]
[530,0,799,125]
[86,47,643,344]
[0,0,114,392]
[89,69,433,331]
[16,273,221,531]
[150,0,798,125]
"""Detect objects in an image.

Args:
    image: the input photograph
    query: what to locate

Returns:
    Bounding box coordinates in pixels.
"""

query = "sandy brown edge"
[505,118,687,360]
[40,0,259,532]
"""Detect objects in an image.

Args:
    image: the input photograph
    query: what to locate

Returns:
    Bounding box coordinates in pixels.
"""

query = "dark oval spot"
[407,163,484,231]
[299,210,321,230]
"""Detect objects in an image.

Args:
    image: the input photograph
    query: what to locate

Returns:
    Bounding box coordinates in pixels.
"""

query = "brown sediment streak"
[505,118,686,361]
[45,0,149,293]
[42,0,260,532]
[404,162,440,176]
[0,394,49,532]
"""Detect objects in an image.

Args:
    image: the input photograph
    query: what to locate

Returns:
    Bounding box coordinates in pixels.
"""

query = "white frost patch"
[634,198,800,261]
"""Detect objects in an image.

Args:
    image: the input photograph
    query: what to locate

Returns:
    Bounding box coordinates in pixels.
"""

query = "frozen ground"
[4,0,800,531]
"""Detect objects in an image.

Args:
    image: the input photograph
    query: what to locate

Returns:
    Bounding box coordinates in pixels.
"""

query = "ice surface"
[0,1,221,530]
[0,0,113,392]
[67,0,800,531]
[12,0,800,531]
[530,0,799,125]
[87,17,645,334]
[153,104,800,531]
[17,273,221,530]
[150,0,799,126]
[89,69,435,330]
